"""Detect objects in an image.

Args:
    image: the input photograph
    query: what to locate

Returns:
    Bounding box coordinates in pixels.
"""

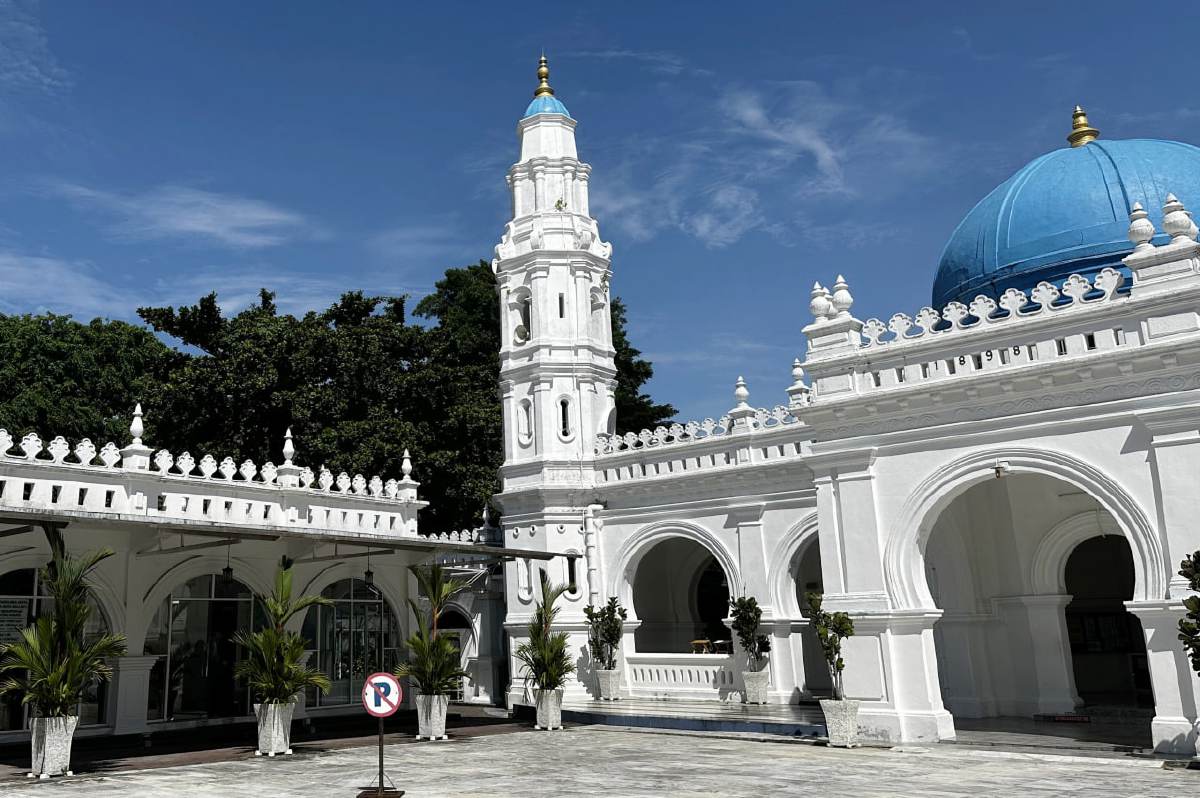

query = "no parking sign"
[362,672,402,718]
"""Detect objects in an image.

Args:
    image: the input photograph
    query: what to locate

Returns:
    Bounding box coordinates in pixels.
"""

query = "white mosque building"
[494,60,1200,753]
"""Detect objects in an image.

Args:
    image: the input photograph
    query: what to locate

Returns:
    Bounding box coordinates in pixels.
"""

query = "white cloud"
[367,220,471,265]
[0,252,129,318]
[591,80,945,250]
[46,182,313,249]
[0,0,68,93]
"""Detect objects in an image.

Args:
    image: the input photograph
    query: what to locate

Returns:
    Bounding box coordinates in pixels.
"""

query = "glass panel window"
[303,579,401,707]
[145,574,256,723]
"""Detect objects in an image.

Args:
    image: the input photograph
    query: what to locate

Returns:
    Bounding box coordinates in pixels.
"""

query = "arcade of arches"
[924,473,1153,726]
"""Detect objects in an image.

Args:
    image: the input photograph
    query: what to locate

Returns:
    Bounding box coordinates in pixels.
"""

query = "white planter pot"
[596,669,621,701]
[253,702,295,756]
[534,688,563,730]
[415,694,450,740]
[30,716,78,778]
[819,698,860,748]
[742,669,770,704]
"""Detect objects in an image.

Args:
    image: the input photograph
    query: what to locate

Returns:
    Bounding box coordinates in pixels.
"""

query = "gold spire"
[533,54,554,98]
[1067,105,1100,148]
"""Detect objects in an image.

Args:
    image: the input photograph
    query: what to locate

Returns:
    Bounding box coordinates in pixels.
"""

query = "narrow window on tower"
[559,398,571,438]
[567,556,578,594]
[558,293,565,319]
[520,298,532,339]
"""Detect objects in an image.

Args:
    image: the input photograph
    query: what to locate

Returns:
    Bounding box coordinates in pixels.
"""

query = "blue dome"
[932,138,1200,308]
[523,95,571,119]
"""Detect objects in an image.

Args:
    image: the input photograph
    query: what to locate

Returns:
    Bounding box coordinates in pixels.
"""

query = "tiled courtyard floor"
[4,725,1195,797]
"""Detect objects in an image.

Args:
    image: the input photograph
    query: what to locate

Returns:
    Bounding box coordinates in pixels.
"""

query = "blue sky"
[3,2,1200,423]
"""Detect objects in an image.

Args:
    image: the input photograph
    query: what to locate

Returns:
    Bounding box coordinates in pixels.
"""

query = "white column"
[846,612,955,744]
[1127,599,1200,754]
[110,655,159,735]
[767,618,799,703]
[1144,423,1200,598]
[994,595,1081,714]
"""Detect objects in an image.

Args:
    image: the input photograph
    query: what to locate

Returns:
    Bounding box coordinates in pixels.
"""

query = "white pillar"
[994,595,1080,714]
[110,655,159,735]
[1144,423,1200,598]
[767,619,799,703]
[1127,599,1200,754]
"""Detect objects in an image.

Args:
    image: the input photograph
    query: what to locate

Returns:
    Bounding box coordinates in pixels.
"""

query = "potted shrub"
[235,562,332,757]
[729,595,771,704]
[514,576,574,730]
[583,597,626,700]
[0,540,126,778]
[807,591,858,747]
[395,564,470,741]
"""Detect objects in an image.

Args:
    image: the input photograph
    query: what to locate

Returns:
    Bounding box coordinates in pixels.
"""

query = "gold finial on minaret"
[1067,105,1100,147]
[533,53,554,98]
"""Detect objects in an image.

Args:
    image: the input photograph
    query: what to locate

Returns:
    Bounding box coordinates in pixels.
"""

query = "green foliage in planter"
[0,538,127,717]
[806,592,855,700]
[515,577,575,692]
[1178,552,1200,674]
[234,563,332,704]
[729,595,771,672]
[395,564,470,696]
[583,597,627,671]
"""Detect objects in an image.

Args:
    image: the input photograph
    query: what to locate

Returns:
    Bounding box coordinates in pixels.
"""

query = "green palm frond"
[0,547,127,717]
[234,564,333,704]
[394,563,470,695]
[513,576,575,692]
[235,627,331,703]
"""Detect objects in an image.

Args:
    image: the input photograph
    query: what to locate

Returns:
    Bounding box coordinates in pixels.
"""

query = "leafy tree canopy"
[0,261,675,530]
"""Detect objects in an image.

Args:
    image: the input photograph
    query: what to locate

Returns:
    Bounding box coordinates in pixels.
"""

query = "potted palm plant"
[584,596,626,700]
[806,591,858,747]
[514,576,574,730]
[0,540,126,779]
[234,562,332,757]
[395,564,470,741]
[729,595,771,704]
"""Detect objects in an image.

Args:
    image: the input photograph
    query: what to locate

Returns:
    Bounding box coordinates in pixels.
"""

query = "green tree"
[1,258,674,530]
[0,313,176,443]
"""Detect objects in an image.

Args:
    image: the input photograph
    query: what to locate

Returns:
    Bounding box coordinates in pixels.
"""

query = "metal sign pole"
[358,672,403,797]
[377,715,384,798]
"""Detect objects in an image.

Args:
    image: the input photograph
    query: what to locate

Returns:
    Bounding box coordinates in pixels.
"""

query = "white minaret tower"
[493,57,616,705]
[494,56,616,486]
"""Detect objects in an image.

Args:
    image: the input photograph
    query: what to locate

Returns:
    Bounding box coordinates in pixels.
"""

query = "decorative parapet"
[0,407,427,538]
[801,193,1200,403]
[856,266,1124,350]
[596,405,800,455]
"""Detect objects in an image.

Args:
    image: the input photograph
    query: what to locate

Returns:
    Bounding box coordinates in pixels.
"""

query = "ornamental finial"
[1067,105,1099,148]
[533,54,554,98]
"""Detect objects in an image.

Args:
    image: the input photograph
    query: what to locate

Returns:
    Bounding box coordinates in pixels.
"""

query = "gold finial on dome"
[533,53,555,98]
[1067,105,1100,148]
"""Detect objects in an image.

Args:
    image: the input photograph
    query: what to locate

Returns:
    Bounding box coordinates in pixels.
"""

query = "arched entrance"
[144,573,256,722]
[788,538,832,695]
[1064,536,1152,709]
[631,537,731,653]
[922,472,1154,743]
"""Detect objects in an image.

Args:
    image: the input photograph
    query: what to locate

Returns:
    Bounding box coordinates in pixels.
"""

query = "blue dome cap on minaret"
[932,107,1200,308]
[522,54,571,119]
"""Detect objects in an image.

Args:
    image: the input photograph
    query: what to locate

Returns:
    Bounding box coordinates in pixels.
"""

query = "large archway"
[631,537,731,653]
[922,472,1154,743]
